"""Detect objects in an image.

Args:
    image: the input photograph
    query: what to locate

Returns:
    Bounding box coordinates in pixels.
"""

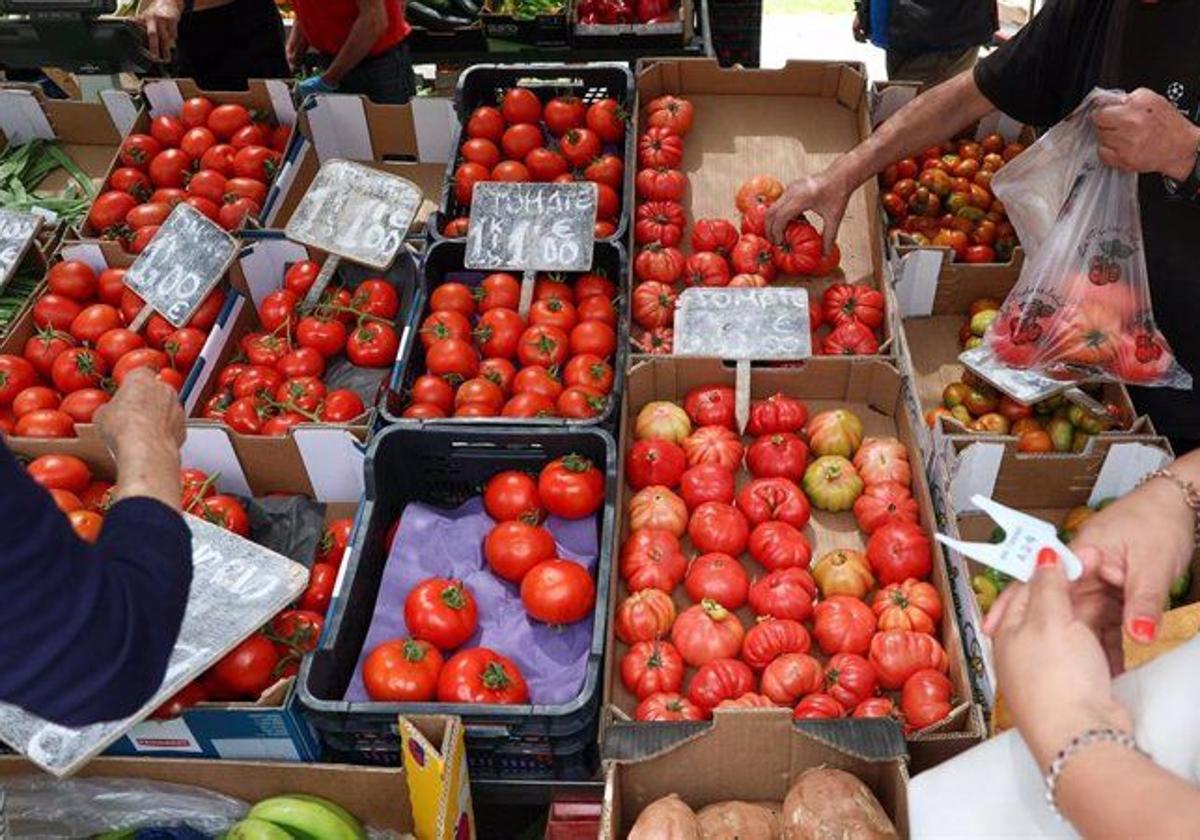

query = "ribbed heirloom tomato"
[619,529,687,592]
[614,588,676,644]
[671,599,744,667]
[740,617,811,670]
[687,658,754,710]
[621,640,684,700]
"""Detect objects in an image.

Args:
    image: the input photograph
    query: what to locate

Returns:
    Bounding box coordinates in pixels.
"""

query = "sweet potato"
[696,800,779,839]
[629,793,701,840]
[781,768,897,840]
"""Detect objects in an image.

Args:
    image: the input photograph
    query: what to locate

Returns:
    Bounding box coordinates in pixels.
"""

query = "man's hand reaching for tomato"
[764,170,851,253]
[1093,88,1200,180]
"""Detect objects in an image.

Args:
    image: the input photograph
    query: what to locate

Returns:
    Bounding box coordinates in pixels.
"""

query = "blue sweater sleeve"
[0,443,193,727]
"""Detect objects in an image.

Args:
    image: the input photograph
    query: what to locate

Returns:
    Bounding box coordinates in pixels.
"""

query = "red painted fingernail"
[1036,547,1059,567]
[1129,617,1157,643]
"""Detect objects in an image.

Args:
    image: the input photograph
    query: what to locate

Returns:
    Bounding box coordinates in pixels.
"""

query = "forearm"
[828,71,994,192]
[1056,743,1200,839]
[114,438,182,510]
[323,11,385,85]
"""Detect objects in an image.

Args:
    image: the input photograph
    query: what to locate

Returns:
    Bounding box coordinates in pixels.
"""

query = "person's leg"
[336,44,416,105]
[887,45,979,89]
[176,0,289,89]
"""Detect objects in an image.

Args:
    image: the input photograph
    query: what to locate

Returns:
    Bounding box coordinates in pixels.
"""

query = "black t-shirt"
[975,0,1200,439]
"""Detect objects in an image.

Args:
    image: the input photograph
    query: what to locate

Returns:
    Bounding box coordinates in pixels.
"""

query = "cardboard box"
[891,249,1150,462]
[600,357,985,771]
[4,425,360,762]
[262,93,450,237]
[401,715,476,840]
[600,708,909,838]
[631,60,888,357]
[0,85,137,244]
[928,434,1176,709]
[574,0,694,44]
[77,79,297,242]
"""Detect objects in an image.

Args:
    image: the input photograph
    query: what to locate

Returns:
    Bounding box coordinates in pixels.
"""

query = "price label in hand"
[123,202,237,328]
[0,209,41,293]
[465,182,596,273]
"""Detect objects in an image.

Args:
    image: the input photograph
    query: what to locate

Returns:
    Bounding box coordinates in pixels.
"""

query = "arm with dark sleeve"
[974,0,1111,127]
[0,443,192,727]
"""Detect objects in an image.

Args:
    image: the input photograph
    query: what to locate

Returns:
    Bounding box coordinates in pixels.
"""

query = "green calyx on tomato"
[482,661,515,690]
[404,639,431,662]
[441,582,469,610]
[560,453,593,473]
[701,598,729,621]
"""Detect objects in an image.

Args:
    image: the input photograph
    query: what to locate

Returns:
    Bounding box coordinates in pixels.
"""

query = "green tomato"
[1171,567,1192,605]
[973,575,999,613]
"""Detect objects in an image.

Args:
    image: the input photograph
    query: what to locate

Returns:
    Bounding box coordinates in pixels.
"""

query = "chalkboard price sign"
[285,159,421,270]
[0,208,41,292]
[123,202,237,328]
[675,287,813,360]
[465,181,596,273]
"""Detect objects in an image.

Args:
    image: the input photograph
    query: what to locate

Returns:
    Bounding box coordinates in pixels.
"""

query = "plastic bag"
[0,776,246,838]
[985,88,1193,389]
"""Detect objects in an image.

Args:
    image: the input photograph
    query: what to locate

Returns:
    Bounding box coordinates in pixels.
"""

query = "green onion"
[0,139,97,227]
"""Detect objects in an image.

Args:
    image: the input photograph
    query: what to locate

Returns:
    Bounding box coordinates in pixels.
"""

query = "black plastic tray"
[381,239,627,428]
[426,62,634,245]
[297,424,617,780]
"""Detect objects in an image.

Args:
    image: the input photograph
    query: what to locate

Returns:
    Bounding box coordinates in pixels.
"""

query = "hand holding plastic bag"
[985,89,1192,390]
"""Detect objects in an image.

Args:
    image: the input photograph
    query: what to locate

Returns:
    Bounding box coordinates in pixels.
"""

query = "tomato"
[619,639,685,705]
[66,509,103,543]
[564,354,614,393]
[67,304,122,346]
[470,274,517,313]
[110,165,156,202]
[688,220,738,261]
[748,521,812,572]
[638,126,684,169]
[177,127,216,160]
[687,658,754,710]
[676,464,734,510]
[529,297,578,332]
[279,261,319,299]
[635,691,706,721]
[852,697,896,719]
[180,96,214,128]
[823,321,879,356]
[619,528,686,592]
[535,454,602,520]
[685,499,748,556]
[93,268,127,306]
[453,161,490,206]
[88,190,138,233]
[506,367,556,402]
[497,86,541,125]
[22,329,73,380]
[0,354,37,406]
[517,324,569,368]
[437,647,529,704]
[52,347,108,392]
[614,588,676,646]
[232,145,280,182]
[112,347,170,387]
[628,486,688,537]
[461,137,501,170]
[901,669,954,732]
[536,95,582,136]
[242,332,287,367]
[745,432,809,481]
[872,578,942,634]
[821,652,878,709]
[730,234,777,281]
[646,95,694,136]
[123,201,170,230]
[219,394,264,433]
[255,288,296,333]
[584,154,623,191]
[27,453,91,492]
[12,386,59,417]
[276,346,327,379]
[344,322,397,369]
[442,216,471,237]
[125,224,157,254]
[118,133,161,168]
[869,629,948,690]
[146,114,184,148]
[456,377,505,411]
[760,652,823,705]
[636,167,686,202]
[206,103,251,140]
[521,558,595,624]
[740,617,811,670]
[362,638,444,702]
[14,409,75,438]
[852,482,919,534]
[478,358,516,396]
[490,160,530,185]
[209,634,279,699]
[580,97,623,143]
[148,679,205,720]
[217,191,258,228]
[866,520,932,585]
[480,521,553,584]
[556,385,605,419]
[417,311,469,351]
[501,123,543,161]
[320,389,367,423]
[271,609,326,659]
[625,439,686,491]
[180,467,215,512]
[61,388,111,423]
[296,316,348,358]
[408,374,453,414]
[568,320,616,360]
[812,595,877,656]
[670,599,744,668]
[148,148,194,189]
[628,282,675,334]
[229,123,267,149]
[635,200,687,246]
[403,403,445,419]
[681,426,743,472]
[222,178,267,211]
[429,282,476,318]
[484,470,542,522]
[736,477,811,529]
[351,278,400,320]
[634,243,686,285]
[793,693,846,720]
[30,296,81,341]
[184,169,226,205]
[466,105,505,142]
[684,552,749,610]
[198,493,248,536]
[746,565,815,623]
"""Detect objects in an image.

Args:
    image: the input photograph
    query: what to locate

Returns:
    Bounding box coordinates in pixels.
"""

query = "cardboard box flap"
[143,79,296,126]
[947,441,1004,514]
[639,59,867,110]
[1087,442,1172,507]
[0,88,55,144]
[98,90,138,137]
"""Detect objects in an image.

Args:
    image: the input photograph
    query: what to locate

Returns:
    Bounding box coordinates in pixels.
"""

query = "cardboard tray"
[601,707,909,838]
[298,424,618,781]
[382,238,629,428]
[891,248,1150,462]
[927,434,1178,710]
[599,357,986,773]
[262,93,449,239]
[630,60,888,359]
[76,79,298,243]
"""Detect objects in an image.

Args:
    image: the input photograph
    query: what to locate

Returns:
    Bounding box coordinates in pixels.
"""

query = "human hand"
[851,12,867,43]
[138,0,183,63]
[990,550,1132,768]
[764,169,849,252]
[1092,88,1200,180]
[295,74,337,101]
[95,368,185,457]
[286,24,309,72]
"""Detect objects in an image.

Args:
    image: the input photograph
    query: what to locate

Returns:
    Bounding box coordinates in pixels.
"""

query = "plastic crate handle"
[465,724,514,740]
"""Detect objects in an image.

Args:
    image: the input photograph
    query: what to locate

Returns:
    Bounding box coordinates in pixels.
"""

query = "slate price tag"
[674,287,813,360]
[464,181,596,273]
[285,159,421,270]
[122,202,237,328]
[0,208,41,292]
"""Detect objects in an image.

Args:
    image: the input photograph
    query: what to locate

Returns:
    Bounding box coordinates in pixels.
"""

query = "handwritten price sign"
[0,209,41,292]
[465,182,596,273]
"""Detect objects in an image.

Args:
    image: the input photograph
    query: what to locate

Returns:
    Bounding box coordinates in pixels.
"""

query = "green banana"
[248,795,367,840]
[227,818,296,840]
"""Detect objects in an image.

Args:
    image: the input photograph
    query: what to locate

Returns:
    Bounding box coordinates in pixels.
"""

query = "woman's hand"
[991,551,1132,768]
[138,0,183,62]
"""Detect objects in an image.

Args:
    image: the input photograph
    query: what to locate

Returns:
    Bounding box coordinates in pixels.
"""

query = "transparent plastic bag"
[0,776,247,838]
[985,88,1193,389]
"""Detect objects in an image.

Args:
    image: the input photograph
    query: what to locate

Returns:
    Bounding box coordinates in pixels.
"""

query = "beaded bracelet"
[1137,467,1200,543]
[1044,728,1148,818]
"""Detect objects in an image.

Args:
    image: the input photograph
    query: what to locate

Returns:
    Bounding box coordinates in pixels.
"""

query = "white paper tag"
[0,90,55,143]
[28,206,58,225]
[99,90,138,137]
[871,84,917,128]
[949,442,1005,514]
[894,249,944,317]
[412,96,457,164]
[265,79,297,127]
[181,426,252,497]
[238,236,309,310]
[307,94,373,164]
[292,427,365,503]
[58,242,109,275]
[1088,443,1172,507]
[143,80,185,119]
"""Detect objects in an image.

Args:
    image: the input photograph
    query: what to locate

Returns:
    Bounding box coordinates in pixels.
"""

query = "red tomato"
[411,374,455,413]
[740,617,811,670]
[95,267,127,305]
[512,365,562,400]
[475,308,525,359]
[625,439,686,490]
[351,279,400,321]
[538,454,603,519]
[628,277,677,328]
[150,187,187,207]
[455,377,505,410]
[824,652,879,709]
[297,562,337,613]
[283,260,321,297]
[68,304,122,345]
[200,143,238,177]
[202,493,250,536]
[635,692,706,721]
[813,595,878,656]
[119,133,161,168]
[620,529,687,592]
[405,578,478,650]
[259,288,298,332]
[11,385,57,418]
[49,488,83,513]
[529,297,578,332]
[429,282,477,317]
[466,106,505,142]
[748,520,811,571]
[52,347,108,392]
[621,640,684,701]
[320,389,366,423]
[901,669,954,732]
[681,385,735,430]
[502,391,556,418]
[296,316,348,358]
[0,354,36,409]
[868,629,949,690]
[687,658,754,710]
[484,521,556,583]
[148,148,194,189]
[638,127,684,169]
[520,558,596,624]
[187,169,227,204]
[206,103,251,140]
[180,126,217,158]
[88,190,138,233]
[614,589,676,645]
[33,294,83,332]
[746,432,809,481]
[109,166,153,201]
[180,96,214,128]
[149,114,185,147]
[437,647,529,704]
[362,639,444,702]
[687,501,750,557]
[584,154,624,191]
[586,98,625,143]
[872,578,942,634]
[479,358,516,395]
[542,95,586,136]
[866,520,932,585]
[276,347,327,380]
[484,470,542,522]
[232,145,280,181]
[670,599,744,667]
[462,137,501,169]
[477,273,520,311]
[208,634,279,699]
[501,88,542,124]
[271,609,326,663]
[453,162,490,206]
[230,123,267,149]
[748,567,817,622]
[568,320,616,359]
[223,395,266,434]
[559,128,601,169]
[124,201,171,230]
[684,552,749,610]
[15,409,76,438]
[761,652,824,705]
[188,287,226,331]
[112,347,167,386]
[223,178,267,209]
[515,324,568,368]
[26,453,91,491]
[563,354,613,394]
[794,693,846,720]
[273,376,324,414]
[68,509,103,542]
[678,464,736,509]
[346,322,399,368]
[736,477,811,529]
[23,329,76,378]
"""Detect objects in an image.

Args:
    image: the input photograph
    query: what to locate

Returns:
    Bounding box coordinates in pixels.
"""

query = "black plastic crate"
[427,62,634,245]
[381,238,628,428]
[297,424,617,781]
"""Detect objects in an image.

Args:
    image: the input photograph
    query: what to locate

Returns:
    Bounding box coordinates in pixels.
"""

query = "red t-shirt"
[293,0,410,57]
